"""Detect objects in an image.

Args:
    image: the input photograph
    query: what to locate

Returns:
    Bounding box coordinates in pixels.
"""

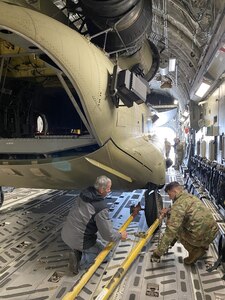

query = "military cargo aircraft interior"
[0,0,225,299]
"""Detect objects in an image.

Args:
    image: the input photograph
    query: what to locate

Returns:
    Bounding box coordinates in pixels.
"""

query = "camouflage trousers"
[178,226,218,251]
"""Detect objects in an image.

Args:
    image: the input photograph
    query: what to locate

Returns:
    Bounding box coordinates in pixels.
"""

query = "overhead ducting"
[79,0,152,56]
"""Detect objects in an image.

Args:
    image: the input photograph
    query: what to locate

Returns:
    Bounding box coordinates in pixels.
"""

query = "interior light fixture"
[195,82,211,98]
[174,99,178,105]
[169,58,176,72]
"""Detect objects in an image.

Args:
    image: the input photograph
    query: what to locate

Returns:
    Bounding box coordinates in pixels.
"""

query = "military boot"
[183,247,206,265]
[69,250,82,275]
[181,239,194,253]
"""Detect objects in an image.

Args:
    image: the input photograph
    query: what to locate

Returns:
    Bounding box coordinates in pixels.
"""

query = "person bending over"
[151,181,218,265]
[61,175,127,274]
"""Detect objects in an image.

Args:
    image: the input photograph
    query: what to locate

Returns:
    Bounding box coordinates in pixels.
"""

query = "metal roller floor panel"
[0,169,225,300]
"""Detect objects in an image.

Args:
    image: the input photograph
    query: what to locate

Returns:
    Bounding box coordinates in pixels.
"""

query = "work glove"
[150,252,161,263]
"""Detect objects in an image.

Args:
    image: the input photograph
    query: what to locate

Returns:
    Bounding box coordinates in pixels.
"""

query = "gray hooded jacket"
[61,186,121,250]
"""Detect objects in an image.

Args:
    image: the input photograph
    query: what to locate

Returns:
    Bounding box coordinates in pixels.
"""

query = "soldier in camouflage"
[173,138,184,170]
[151,181,219,265]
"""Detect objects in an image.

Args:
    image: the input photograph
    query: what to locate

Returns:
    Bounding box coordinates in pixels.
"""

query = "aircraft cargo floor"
[0,168,225,300]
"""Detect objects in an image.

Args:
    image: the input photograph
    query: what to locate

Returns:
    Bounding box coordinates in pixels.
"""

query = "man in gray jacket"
[61,175,127,274]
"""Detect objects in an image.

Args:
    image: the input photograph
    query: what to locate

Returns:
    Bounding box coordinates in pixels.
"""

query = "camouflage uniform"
[155,191,219,256]
[164,140,171,158]
[174,141,184,169]
[176,142,184,165]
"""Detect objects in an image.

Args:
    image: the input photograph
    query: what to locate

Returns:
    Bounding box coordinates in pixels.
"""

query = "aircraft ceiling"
[150,0,225,107]
[51,0,225,110]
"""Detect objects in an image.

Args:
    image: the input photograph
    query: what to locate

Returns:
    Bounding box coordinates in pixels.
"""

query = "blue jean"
[80,239,111,270]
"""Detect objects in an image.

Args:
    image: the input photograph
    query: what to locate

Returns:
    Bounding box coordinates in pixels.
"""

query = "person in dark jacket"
[151,181,218,265]
[61,175,127,274]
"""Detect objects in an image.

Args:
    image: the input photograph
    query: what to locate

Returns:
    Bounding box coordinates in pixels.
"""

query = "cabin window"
[37,116,44,133]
